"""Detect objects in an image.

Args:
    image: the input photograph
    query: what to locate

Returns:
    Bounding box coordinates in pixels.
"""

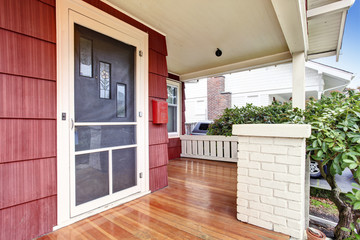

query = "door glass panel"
[76,151,109,205]
[112,148,136,193]
[99,62,111,99]
[75,125,136,152]
[116,84,126,118]
[79,37,93,77]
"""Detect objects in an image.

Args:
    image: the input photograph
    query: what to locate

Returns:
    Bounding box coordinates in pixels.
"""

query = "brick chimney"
[207,76,231,120]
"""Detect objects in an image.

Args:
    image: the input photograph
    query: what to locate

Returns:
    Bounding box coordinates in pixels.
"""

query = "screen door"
[70,24,141,216]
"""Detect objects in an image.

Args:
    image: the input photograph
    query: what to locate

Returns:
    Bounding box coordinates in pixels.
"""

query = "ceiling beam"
[271,0,308,55]
[180,52,292,81]
[307,0,354,19]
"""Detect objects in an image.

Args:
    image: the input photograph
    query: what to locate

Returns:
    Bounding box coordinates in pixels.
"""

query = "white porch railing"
[180,135,238,162]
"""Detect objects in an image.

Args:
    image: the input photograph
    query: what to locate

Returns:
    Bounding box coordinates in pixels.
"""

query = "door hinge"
[139,172,143,178]
[139,50,143,57]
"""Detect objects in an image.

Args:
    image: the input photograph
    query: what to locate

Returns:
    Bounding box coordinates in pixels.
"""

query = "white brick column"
[233,124,311,239]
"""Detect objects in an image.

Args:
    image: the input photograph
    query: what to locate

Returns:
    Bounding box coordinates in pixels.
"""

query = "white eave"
[306,61,355,81]
[307,0,355,61]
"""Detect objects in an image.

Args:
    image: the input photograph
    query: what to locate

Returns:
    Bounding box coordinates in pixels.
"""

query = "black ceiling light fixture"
[215,48,222,57]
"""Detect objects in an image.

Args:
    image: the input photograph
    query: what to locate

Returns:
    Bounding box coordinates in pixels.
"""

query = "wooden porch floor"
[38,158,289,240]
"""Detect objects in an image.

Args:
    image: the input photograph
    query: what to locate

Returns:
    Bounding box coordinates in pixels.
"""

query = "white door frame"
[56,0,149,228]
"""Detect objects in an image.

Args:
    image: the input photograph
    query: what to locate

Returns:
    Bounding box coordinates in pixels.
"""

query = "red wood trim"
[168,73,180,81]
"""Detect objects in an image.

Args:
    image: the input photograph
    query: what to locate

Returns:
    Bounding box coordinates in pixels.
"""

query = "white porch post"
[292,52,306,109]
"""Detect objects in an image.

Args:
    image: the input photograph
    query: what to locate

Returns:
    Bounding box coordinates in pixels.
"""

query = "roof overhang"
[103,0,354,81]
[307,0,355,61]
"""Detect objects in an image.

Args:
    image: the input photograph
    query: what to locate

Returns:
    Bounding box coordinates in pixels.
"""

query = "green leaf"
[354,201,360,209]
[341,227,351,232]
[356,191,360,201]
[324,138,333,142]
[343,159,355,164]
[352,183,360,189]
[349,163,358,170]
[317,150,323,157]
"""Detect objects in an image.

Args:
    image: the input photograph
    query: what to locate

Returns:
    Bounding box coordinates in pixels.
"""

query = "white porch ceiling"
[103,0,353,80]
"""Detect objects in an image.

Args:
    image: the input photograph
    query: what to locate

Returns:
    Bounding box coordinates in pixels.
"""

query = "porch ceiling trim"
[180,51,292,82]
[271,0,308,55]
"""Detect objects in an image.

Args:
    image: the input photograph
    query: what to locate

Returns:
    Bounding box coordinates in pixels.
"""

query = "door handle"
[71,118,74,130]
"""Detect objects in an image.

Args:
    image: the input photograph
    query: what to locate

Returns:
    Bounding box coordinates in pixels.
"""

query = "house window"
[167,80,181,137]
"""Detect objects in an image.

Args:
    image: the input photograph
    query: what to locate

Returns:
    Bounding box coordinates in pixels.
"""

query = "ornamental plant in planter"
[208,91,360,240]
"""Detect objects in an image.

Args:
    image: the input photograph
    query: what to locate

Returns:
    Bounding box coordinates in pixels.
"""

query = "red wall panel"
[149,123,169,145]
[0,74,56,119]
[149,49,168,77]
[168,138,181,148]
[0,0,57,239]
[148,28,168,56]
[149,144,169,169]
[149,166,168,192]
[0,119,56,163]
[149,73,167,99]
[0,29,56,80]
[0,158,57,209]
[0,0,56,43]
[168,138,182,160]
[0,196,57,240]
[168,146,181,160]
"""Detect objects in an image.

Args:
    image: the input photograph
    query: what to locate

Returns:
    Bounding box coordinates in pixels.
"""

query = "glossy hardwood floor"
[38,158,289,240]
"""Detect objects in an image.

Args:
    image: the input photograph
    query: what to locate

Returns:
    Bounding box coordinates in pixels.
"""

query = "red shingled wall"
[0,0,170,239]
[0,0,57,239]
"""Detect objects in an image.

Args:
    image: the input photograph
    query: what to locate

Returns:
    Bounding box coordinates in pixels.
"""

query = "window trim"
[166,79,182,138]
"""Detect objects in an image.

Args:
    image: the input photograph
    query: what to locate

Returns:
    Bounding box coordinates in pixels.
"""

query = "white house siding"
[185,78,207,123]
[225,63,323,107]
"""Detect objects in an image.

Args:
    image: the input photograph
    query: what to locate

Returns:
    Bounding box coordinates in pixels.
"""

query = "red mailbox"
[152,99,168,124]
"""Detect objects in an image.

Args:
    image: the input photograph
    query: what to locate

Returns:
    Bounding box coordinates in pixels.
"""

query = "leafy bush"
[208,91,360,239]
[207,101,302,136]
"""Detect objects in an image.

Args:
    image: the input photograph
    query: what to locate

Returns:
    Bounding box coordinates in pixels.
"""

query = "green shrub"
[207,101,302,136]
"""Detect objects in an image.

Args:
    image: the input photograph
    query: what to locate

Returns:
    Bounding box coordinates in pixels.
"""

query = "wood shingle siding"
[0,0,57,239]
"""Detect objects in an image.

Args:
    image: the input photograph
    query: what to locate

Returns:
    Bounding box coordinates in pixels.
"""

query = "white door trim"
[56,0,149,228]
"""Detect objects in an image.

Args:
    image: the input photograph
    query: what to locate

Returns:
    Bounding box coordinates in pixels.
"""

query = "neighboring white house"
[185,61,354,123]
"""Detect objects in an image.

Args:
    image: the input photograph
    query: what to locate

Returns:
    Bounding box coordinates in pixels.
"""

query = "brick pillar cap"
[232,124,311,138]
